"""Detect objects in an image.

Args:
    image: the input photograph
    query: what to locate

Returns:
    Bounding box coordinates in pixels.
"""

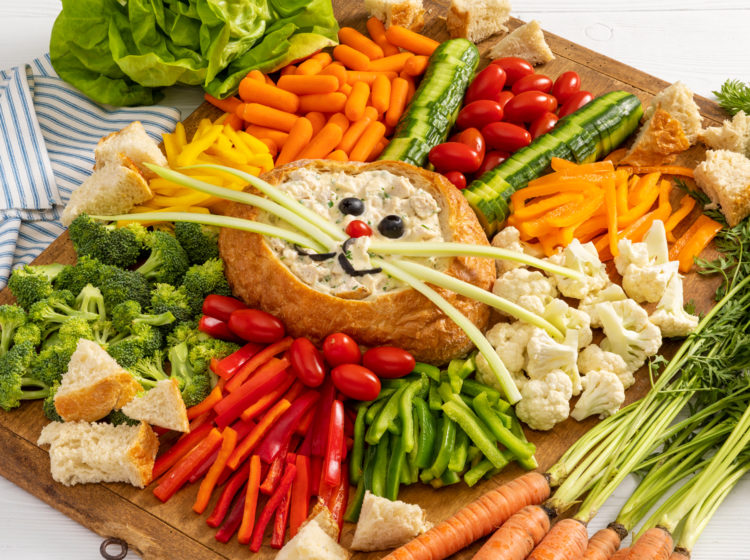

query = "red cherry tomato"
[558,91,594,118]
[228,309,285,343]
[465,64,507,104]
[529,112,559,139]
[551,71,581,105]
[362,347,416,379]
[443,170,467,189]
[491,57,534,86]
[331,364,381,401]
[511,73,553,95]
[289,337,326,388]
[428,142,481,173]
[503,92,558,123]
[456,128,486,162]
[345,220,372,238]
[198,315,243,343]
[323,333,361,367]
[476,150,510,176]
[495,90,514,110]
[456,100,503,130]
[201,294,248,322]
[482,122,532,152]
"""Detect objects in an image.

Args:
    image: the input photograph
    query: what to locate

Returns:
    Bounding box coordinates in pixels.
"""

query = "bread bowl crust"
[219,159,495,364]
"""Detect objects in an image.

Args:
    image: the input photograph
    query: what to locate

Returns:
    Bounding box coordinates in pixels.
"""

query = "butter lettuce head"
[50,0,338,106]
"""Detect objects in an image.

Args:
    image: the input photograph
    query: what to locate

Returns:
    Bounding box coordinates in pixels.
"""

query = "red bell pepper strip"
[260,439,291,495]
[323,399,345,487]
[153,422,213,480]
[289,455,311,538]
[310,456,323,496]
[202,294,248,322]
[271,481,293,548]
[328,462,349,535]
[237,455,262,544]
[295,405,316,436]
[214,342,263,380]
[187,385,223,420]
[214,365,293,428]
[189,409,214,431]
[193,427,238,514]
[199,315,244,343]
[189,418,256,483]
[256,391,320,464]
[153,428,223,502]
[214,484,247,543]
[311,381,336,457]
[239,375,296,422]
[250,463,298,552]
[282,379,306,404]
[228,398,292,470]
[224,337,293,392]
[206,460,251,528]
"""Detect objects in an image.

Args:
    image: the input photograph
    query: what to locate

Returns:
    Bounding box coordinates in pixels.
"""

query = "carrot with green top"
[193,426,238,514]
[345,81,370,122]
[238,78,299,113]
[581,527,622,560]
[385,25,440,56]
[627,527,673,560]
[527,518,588,560]
[367,17,400,56]
[333,44,371,71]
[610,548,631,560]
[276,117,314,167]
[339,27,384,60]
[473,505,551,560]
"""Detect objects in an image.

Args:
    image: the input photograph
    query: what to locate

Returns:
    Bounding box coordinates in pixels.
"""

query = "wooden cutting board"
[0,1,727,558]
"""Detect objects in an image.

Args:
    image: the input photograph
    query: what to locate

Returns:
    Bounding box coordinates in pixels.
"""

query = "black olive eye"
[339,197,364,216]
[378,215,404,238]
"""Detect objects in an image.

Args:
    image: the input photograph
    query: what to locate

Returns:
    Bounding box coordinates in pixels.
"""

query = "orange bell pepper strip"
[603,175,619,257]
[527,160,615,187]
[187,384,222,420]
[628,172,661,205]
[604,147,628,165]
[574,215,608,243]
[237,455,263,544]
[545,189,604,228]
[615,169,631,216]
[152,422,213,480]
[550,157,578,171]
[224,338,293,393]
[658,178,673,208]
[227,398,292,470]
[517,216,557,240]
[618,165,694,178]
[193,426,238,514]
[510,179,598,210]
[665,196,697,243]
[240,374,296,422]
[512,192,584,221]
[674,215,723,272]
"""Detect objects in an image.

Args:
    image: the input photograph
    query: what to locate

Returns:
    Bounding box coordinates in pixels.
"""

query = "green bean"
[371,432,389,497]
[350,406,367,485]
[473,392,535,460]
[429,415,457,478]
[414,397,436,469]
[366,384,407,444]
[413,362,441,381]
[448,428,469,472]
[442,395,506,469]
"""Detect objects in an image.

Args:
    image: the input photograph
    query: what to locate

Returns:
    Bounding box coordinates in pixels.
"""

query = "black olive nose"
[378,215,404,238]
[339,197,365,216]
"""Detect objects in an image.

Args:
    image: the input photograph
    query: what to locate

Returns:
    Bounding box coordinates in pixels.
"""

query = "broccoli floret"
[174,222,220,265]
[168,341,211,407]
[28,291,99,333]
[42,382,63,422]
[136,231,190,285]
[90,320,122,347]
[0,342,49,410]
[54,256,104,295]
[57,317,94,341]
[13,323,41,347]
[108,323,163,368]
[189,337,239,373]
[111,300,175,334]
[99,265,151,310]
[68,214,146,268]
[8,264,64,310]
[166,321,201,348]
[0,305,27,356]
[150,284,195,324]
[181,258,232,314]
[103,409,139,426]
[129,350,169,389]
[74,284,107,321]
[33,335,79,387]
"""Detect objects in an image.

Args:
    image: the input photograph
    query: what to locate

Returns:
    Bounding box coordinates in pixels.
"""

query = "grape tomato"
[558,91,594,118]
[529,112,559,139]
[482,122,532,152]
[503,91,558,123]
[465,64,507,104]
[456,128,486,162]
[495,91,514,110]
[476,150,510,176]
[228,309,286,343]
[511,73,553,95]
[331,364,381,401]
[323,333,361,367]
[362,347,416,379]
[551,71,581,105]
[428,142,481,173]
[491,57,534,86]
[443,170,467,189]
[345,220,372,238]
[456,100,504,130]
[289,337,326,388]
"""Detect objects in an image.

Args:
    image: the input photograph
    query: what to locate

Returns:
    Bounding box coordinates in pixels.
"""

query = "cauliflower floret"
[616,221,677,303]
[622,261,679,303]
[597,300,662,373]
[493,268,558,317]
[578,284,627,328]
[515,370,572,431]
[546,239,610,299]
[492,226,525,274]
[543,299,593,349]
[475,322,536,392]
[578,344,634,389]
[614,240,650,275]
[650,274,699,338]
[526,328,581,395]
[614,220,669,274]
[571,370,625,421]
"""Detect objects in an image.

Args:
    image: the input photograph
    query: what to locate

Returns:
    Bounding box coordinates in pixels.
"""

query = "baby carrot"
[277,74,339,95]
[247,69,266,82]
[327,149,348,161]
[280,65,296,76]
[265,74,274,86]
[204,93,242,115]
[368,137,389,161]
[333,44,371,71]
[258,137,278,158]
[321,63,348,88]
[238,78,299,113]
[297,54,330,76]
[237,103,298,132]
[338,106,379,153]
[339,27,384,60]
[382,472,550,560]
[225,112,244,131]
[628,527,673,560]
[339,83,353,96]
[244,125,289,148]
[305,111,326,136]
[385,77,409,127]
[368,52,414,73]
[403,75,416,103]
[345,81,371,122]
[298,122,345,159]
[366,17,400,56]
[311,52,332,66]
[371,74,391,114]
[299,92,347,113]
[473,505,551,560]
[581,527,623,560]
[276,117,314,167]
[347,70,398,85]
[403,55,429,76]
[351,120,386,162]
[328,112,350,133]
[385,25,440,56]
[528,518,588,560]
[193,427,238,514]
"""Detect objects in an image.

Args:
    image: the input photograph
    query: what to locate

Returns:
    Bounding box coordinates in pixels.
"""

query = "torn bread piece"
[351,491,432,551]
[276,505,349,560]
[37,420,158,487]
[700,110,750,158]
[54,339,142,422]
[447,0,512,44]
[364,0,425,31]
[694,149,750,226]
[620,108,691,166]
[95,121,167,178]
[121,378,189,432]
[487,20,555,65]
[642,81,703,144]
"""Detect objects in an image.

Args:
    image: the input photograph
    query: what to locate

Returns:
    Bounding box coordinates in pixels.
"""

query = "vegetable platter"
[0,1,731,559]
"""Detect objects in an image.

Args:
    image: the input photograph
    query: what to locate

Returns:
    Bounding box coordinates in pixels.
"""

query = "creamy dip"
[260,168,449,299]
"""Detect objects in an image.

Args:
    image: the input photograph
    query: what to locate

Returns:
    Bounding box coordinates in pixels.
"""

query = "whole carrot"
[350,121,386,162]
[339,27,384,60]
[382,472,550,560]
[386,25,440,56]
[473,505,551,560]
[276,117,314,167]
[369,52,414,73]
[298,92,347,113]
[237,103,298,132]
[305,111,326,136]
[610,548,631,560]
[527,518,588,560]
[298,122,345,160]
[371,73,391,114]
[581,527,624,560]
[345,81,370,122]
[333,44,371,71]
[385,77,409,128]
[668,550,690,560]
[367,17,400,56]
[628,527,673,560]
[238,79,299,113]
[278,74,339,95]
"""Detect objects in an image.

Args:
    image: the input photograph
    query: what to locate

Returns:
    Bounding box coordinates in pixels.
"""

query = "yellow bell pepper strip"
[665,196,697,243]
[673,215,723,273]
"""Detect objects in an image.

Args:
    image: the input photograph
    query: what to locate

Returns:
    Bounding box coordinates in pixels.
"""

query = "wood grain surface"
[0,1,728,559]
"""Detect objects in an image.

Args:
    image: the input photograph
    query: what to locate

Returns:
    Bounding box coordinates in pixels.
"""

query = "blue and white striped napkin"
[0,54,181,289]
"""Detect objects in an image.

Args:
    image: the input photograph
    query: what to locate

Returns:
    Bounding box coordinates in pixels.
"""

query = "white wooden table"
[0,1,748,558]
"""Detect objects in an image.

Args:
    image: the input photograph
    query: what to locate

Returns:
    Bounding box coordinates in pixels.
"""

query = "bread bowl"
[219,159,495,364]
